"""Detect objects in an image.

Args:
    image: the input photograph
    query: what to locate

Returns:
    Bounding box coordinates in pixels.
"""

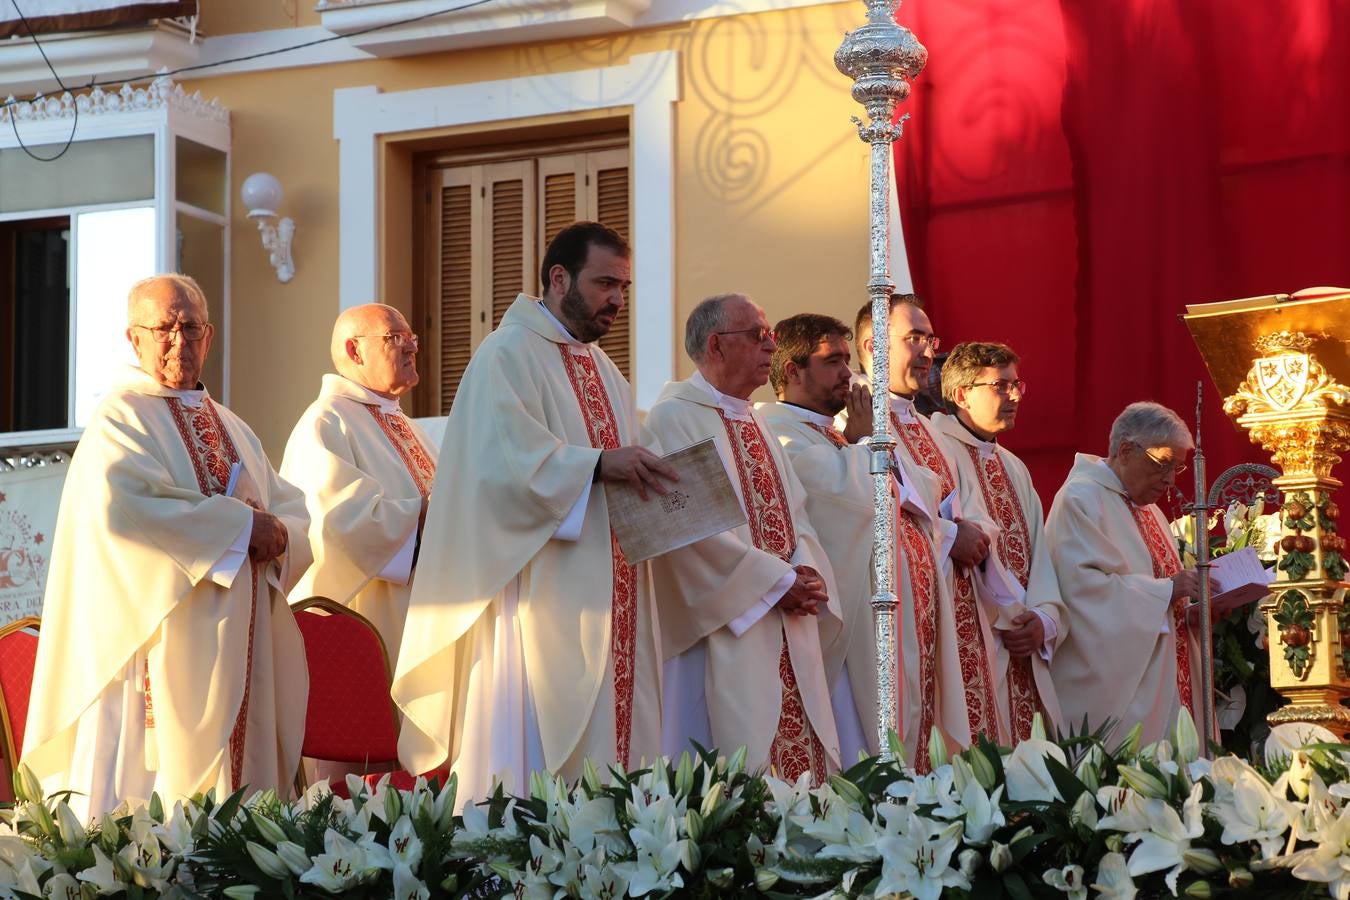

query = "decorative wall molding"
[0,75,227,126]
[332,50,680,409]
[317,0,653,58]
[0,20,198,99]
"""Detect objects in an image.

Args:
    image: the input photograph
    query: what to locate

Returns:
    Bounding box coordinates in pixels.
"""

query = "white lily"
[1004,738,1067,803]
[813,808,883,864]
[874,811,969,900]
[568,797,627,856]
[151,800,194,855]
[1213,766,1291,860]
[41,871,81,899]
[1042,863,1088,900]
[1291,801,1350,897]
[246,840,293,880]
[886,766,961,817]
[386,815,423,871]
[298,828,383,892]
[1122,783,1207,895]
[76,845,133,895]
[391,862,430,900]
[956,779,1005,845]
[1091,852,1138,900]
[577,857,629,900]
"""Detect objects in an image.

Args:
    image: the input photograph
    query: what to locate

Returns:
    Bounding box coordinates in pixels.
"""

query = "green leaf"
[1004,871,1034,900]
[1042,753,1087,803]
[1009,831,1052,864]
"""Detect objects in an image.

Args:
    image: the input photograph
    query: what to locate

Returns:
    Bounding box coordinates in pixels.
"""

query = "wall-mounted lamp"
[240,172,295,283]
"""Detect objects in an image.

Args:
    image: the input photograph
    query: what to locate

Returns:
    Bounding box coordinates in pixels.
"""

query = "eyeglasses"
[715,327,776,344]
[968,378,1028,398]
[900,333,940,351]
[354,332,419,349]
[1142,447,1188,476]
[133,323,210,343]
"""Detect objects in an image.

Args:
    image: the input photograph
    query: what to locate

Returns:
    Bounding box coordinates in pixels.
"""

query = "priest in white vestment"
[23,274,310,821]
[1046,401,1209,744]
[759,313,953,765]
[281,304,435,668]
[847,296,998,754]
[930,342,1066,742]
[648,294,841,784]
[391,222,673,801]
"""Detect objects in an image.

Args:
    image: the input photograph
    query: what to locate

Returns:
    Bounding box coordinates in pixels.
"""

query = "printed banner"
[0,463,69,625]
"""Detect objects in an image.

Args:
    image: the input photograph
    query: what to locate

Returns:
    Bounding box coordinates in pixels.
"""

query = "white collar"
[781,402,836,429]
[690,370,754,419]
[168,386,208,409]
[889,392,918,423]
[537,300,586,349]
[333,374,403,415]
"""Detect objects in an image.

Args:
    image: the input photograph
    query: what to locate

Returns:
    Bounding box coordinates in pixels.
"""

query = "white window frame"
[333,50,679,410]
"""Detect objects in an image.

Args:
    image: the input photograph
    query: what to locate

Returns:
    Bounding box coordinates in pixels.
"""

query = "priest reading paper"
[23,274,311,820]
[281,304,435,667]
[929,342,1065,742]
[648,294,841,784]
[1046,401,1211,744]
[391,222,674,801]
[849,296,997,753]
[758,313,948,764]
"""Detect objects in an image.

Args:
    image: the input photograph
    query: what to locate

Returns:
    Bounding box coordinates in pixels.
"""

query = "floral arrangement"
[4,711,1350,899]
[1172,500,1282,758]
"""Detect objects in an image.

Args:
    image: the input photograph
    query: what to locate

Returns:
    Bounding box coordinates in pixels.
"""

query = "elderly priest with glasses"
[281,303,435,671]
[23,273,311,821]
[1046,401,1211,744]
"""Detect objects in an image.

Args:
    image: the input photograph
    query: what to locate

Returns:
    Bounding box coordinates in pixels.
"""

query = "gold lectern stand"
[1185,288,1350,735]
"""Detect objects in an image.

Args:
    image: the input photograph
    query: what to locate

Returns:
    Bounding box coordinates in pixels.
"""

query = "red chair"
[291,599,445,797]
[0,616,40,802]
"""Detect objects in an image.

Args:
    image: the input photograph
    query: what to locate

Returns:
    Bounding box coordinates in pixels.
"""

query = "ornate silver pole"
[836,0,926,759]
[1190,382,1216,756]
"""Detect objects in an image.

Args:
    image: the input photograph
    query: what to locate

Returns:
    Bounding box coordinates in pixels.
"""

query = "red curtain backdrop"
[894,0,1350,507]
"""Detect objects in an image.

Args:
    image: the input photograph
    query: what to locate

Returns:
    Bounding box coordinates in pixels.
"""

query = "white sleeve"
[728,569,796,637]
[377,525,418,585]
[1032,607,1058,661]
[553,471,594,542]
[206,518,252,588]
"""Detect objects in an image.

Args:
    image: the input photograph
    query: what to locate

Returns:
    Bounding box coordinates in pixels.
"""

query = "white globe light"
[241,171,283,216]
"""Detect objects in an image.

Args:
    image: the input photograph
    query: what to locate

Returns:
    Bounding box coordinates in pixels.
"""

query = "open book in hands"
[1186,546,1271,627]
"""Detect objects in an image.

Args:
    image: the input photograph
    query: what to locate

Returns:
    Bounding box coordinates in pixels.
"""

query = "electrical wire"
[1,0,499,136]
[7,0,78,162]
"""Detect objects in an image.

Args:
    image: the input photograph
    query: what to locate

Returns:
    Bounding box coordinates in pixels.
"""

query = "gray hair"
[127,273,209,324]
[1108,401,1194,457]
[684,293,746,363]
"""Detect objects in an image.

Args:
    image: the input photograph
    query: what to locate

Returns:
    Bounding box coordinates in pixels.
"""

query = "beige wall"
[190,3,879,457]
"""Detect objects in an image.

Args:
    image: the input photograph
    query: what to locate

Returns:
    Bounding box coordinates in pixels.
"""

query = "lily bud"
[674,752,694,797]
[1118,723,1144,758]
[678,840,702,873]
[1173,707,1200,763]
[727,746,748,776]
[529,771,549,801]
[275,840,312,876]
[1075,746,1104,792]
[1030,713,1047,742]
[383,786,402,824]
[582,758,603,795]
[828,774,865,807]
[1118,765,1168,799]
[1183,880,1213,898]
[927,727,949,771]
[1069,792,1098,831]
[55,802,86,846]
[755,869,780,891]
[989,841,1013,872]
[968,749,996,791]
[14,766,42,805]
[28,802,57,839]
[1183,848,1222,875]
[250,811,287,846]
[886,729,905,766]
[246,841,293,880]
[958,848,982,878]
[701,782,724,818]
[684,810,704,843]
[223,887,261,899]
[111,849,137,884]
[1228,867,1253,889]
[950,756,972,793]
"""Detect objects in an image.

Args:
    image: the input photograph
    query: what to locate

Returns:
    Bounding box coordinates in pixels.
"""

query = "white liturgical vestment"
[391,296,661,802]
[647,377,840,783]
[23,366,310,821]
[1046,454,1200,744]
[930,412,1066,741]
[281,374,435,667]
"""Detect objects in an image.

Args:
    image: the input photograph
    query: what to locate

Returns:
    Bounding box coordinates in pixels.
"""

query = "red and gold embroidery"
[365,406,436,497]
[897,509,938,773]
[807,422,849,449]
[163,397,258,787]
[967,446,1042,741]
[719,410,827,783]
[1127,501,1193,717]
[892,410,956,497]
[558,347,638,768]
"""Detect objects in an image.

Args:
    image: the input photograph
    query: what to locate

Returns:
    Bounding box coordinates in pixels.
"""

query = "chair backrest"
[292,599,399,765]
[1208,463,1280,511]
[0,616,40,784]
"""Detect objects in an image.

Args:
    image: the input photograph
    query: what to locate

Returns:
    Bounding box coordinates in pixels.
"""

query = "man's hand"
[598,446,679,502]
[778,564,828,616]
[949,519,991,569]
[249,508,288,563]
[1003,610,1045,657]
[841,383,874,444]
[1170,569,1218,604]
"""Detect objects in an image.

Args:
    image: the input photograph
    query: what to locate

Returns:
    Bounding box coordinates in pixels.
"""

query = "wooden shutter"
[484,161,535,330]
[436,172,476,414]
[588,149,631,377]
[538,154,583,249]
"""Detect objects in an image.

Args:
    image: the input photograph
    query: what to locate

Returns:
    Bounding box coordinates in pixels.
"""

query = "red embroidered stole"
[363,405,436,497]
[720,410,827,784]
[1126,501,1194,717]
[808,423,939,768]
[163,397,257,789]
[557,347,638,768]
[892,411,999,743]
[966,445,1042,741]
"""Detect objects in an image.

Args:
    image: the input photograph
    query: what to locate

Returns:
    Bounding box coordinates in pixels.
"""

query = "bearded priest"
[281,303,434,669]
[849,296,999,753]
[648,294,841,784]
[23,274,311,821]
[1046,401,1209,744]
[929,342,1065,743]
[391,222,674,801]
